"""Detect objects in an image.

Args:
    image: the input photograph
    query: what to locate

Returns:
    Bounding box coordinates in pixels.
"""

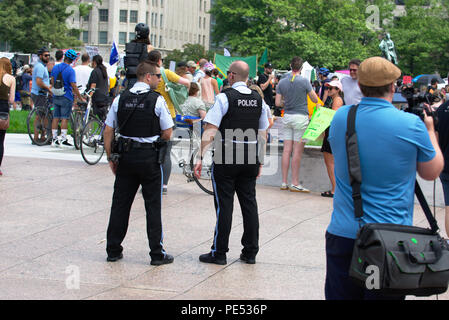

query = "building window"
[130,10,138,23]
[203,35,205,46]
[200,0,202,11]
[203,17,206,29]
[161,0,164,7]
[160,14,163,28]
[198,34,201,44]
[129,32,136,41]
[159,36,163,47]
[82,31,89,43]
[99,31,108,44]
[99,9,108,22]
[146,11,149,25]
[199,17,201,28]
[119,32,127,45]
[83,13,90,22]
[119,10,127,23]
[204,1,207,11]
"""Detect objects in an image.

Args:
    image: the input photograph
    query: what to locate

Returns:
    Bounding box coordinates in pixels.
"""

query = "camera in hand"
[401,86,438,126]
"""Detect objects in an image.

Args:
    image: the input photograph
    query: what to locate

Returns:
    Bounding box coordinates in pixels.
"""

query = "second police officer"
[103,61,174,265]
[194,61,270,265]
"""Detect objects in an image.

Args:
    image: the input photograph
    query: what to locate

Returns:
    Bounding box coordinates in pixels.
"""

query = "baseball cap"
[325,80,343,92]
[186,61,197,68]
[23,65,31,70]
[177,61,187,68]
[358,57,401,87]
[319,67,330,76]
[264,63,273,69]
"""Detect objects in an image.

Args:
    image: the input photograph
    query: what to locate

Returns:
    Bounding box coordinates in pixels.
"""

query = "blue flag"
[109,41,119,65]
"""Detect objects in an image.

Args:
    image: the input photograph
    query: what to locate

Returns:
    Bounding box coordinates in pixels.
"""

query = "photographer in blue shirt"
[325,57,444,300]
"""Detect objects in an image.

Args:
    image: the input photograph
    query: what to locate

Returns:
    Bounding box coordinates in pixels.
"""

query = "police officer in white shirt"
[194,61,269,265]
[103,61,174,265]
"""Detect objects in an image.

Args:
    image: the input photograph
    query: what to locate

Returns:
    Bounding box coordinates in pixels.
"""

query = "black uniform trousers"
[210,162,260,259]
[106,146,166,260]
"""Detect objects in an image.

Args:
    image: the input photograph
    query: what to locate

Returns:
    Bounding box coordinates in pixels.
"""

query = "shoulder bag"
[346,104,449,297]
[0,112,9,130]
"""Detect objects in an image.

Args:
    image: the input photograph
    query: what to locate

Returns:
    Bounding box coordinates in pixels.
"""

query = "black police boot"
[240,253,256,264]
[106,253,123,262]
[151,253,174,266]
[199,252,227,265]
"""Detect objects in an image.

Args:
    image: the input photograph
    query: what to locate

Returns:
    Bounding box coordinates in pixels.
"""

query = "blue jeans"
[53,96,72,119]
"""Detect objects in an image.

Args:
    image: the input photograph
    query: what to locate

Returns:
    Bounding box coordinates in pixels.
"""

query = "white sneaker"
[60,139,73,148]
[280,183,288,190]
[51,138,60,147]
[289,184,310,193]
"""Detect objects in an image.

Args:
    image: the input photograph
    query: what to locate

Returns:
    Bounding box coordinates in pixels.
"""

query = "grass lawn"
[8,110,30,134]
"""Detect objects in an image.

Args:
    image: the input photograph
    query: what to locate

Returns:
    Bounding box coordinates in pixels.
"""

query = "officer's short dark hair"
[431,78,438,85]
[290,57,303,71]
[137,61,158,79]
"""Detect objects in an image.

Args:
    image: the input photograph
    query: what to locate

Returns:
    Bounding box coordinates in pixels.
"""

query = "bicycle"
[26,100,77,146]
[79,111,106,165]
[73,88,96,150]
[172,115,214,195]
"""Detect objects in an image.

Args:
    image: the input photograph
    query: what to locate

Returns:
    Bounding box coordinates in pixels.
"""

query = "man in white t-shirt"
[74,53,93,94]
[341,59,363,106]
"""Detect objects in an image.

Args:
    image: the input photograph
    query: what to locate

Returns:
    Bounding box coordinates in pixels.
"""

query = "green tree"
[0,0,97,53]
[163,43,216,68]
[389,0,449,76]
[210,0,393,70]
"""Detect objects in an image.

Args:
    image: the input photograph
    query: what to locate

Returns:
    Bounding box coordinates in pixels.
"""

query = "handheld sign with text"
[302,107,336,141]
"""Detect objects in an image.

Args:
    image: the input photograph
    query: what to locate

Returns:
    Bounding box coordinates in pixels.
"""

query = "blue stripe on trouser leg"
[160,164,166,257]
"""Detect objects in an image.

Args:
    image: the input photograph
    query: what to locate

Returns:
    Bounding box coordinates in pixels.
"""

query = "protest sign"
[302,107,336,141]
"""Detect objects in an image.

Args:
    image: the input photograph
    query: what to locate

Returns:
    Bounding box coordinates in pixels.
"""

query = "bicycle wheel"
[190,146,215,196]
[72,111,84,150]
[80,118,105,165]
[26,107,52,146]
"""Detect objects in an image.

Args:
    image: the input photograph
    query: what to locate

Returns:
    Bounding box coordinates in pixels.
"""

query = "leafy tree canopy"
[210,0,449,76]
[0,0,99,53]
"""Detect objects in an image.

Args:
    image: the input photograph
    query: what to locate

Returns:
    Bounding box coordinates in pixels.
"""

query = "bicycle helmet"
[65,49,78,61]
[135,23,150,39]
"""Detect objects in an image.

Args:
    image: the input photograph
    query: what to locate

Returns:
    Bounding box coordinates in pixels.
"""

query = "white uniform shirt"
[105,82,174,143]
[204,81,270,132]
[74,64,93,94]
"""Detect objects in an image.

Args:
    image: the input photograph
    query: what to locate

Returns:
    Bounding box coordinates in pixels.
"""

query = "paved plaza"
[0,134,447,300]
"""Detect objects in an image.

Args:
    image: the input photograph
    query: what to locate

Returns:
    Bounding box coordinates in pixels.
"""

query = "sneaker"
[240,253,256,264]
[60,139,73,148]
[106,253,123,262]
[280,182,288,190]
[199,252,227,265]
[151,253,174,266]
[51,138,60,147]
[289,184,310,193]
[162,186,168,195]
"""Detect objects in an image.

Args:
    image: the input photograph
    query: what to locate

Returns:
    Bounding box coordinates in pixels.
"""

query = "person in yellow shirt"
[148,50,190,193]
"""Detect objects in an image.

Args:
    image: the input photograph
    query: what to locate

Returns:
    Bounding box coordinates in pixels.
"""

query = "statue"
[379,33,398,65]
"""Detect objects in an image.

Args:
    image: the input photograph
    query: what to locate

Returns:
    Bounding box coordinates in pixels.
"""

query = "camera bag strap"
[346,104,439,232]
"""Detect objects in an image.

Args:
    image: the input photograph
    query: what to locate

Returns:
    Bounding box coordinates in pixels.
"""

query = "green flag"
[214,54,258,79]
[258,48,268,75]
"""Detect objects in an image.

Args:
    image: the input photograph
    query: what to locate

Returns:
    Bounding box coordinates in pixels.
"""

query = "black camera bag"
[346,104,449,297]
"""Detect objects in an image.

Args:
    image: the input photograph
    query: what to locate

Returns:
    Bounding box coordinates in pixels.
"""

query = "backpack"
[160,67,188,115]
[52,64,69,97]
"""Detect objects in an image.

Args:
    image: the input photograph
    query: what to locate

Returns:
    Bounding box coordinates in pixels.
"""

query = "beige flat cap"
[358,56,401,87]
